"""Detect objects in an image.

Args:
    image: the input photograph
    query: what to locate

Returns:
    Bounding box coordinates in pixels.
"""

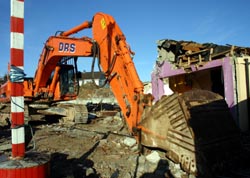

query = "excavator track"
[140,89,241,177]
[38,103,89,124]
[0,102,89,126]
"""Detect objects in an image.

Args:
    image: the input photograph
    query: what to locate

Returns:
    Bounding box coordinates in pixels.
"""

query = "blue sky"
[0,0,250,82]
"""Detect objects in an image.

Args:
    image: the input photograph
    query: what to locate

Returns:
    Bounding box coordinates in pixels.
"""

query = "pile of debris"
[78,82,117,105]
[156,39,250,69]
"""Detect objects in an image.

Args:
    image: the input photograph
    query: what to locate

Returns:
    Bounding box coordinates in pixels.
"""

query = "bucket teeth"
[139,89,241,176]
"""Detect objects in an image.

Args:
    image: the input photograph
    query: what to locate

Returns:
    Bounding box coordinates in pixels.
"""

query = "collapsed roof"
[156,39,250,68]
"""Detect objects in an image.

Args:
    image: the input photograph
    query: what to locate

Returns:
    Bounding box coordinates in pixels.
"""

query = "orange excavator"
[0,12,241,176]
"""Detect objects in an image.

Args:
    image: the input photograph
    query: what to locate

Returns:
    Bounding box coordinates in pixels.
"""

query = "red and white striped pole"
[10,0,25,158]
[0,1,50,177]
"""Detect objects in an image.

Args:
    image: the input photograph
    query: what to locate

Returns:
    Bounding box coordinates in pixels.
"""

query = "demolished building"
[152,39,250,131]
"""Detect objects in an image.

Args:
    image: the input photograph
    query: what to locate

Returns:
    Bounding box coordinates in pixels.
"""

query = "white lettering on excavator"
[59,42,76,53]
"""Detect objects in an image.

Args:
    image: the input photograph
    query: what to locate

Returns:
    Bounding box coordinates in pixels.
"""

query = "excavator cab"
[59,64,79,97]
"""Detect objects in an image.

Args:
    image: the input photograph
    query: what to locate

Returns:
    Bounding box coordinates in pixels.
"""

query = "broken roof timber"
[156,39,250,69]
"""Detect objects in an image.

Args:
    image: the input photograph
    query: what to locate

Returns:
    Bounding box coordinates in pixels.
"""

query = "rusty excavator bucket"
[139,89,241,176]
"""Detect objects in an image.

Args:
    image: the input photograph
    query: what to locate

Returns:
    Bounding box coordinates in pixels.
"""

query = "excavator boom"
[32,36,93,99]
[91,13,145,132]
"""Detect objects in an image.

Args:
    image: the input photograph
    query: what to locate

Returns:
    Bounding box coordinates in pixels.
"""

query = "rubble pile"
[156,39,250,69]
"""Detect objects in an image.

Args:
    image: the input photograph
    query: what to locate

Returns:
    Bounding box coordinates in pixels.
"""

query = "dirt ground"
[1,114,250,178]
[0,84,174,178]
[0,114,174,178]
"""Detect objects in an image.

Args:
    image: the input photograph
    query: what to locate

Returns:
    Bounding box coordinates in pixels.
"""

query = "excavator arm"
[90,13,148,133]
[31,12,151,133]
